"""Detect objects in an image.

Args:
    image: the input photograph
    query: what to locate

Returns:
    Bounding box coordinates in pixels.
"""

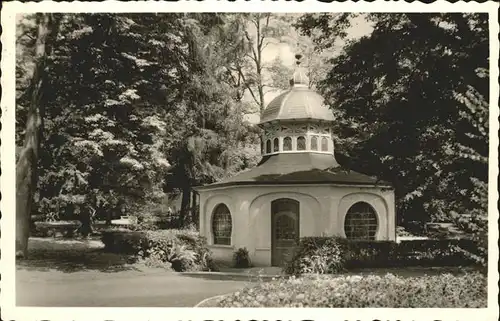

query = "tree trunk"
[16,14,60,258]
[180,186,191,227]
[191,191,198,228]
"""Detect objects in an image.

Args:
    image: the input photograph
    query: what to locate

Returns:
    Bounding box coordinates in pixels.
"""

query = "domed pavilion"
[195,55,396,267]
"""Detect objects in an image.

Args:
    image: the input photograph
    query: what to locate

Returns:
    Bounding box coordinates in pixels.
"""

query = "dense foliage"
[284,237,478,275]
[233,247,252,268]
[101,228,217,272]
[204,272,486,307]
[296,13,489,260]
[17,13,291,254]
[15,13,490,262]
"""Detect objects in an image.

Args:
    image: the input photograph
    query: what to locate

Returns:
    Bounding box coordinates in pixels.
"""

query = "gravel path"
[16,237,255,307]
[16,268,254,307]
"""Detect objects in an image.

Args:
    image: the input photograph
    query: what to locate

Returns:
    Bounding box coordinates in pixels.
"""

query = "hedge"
[206,272,486,307]
[284,237,478,275]
[101,229,218,272]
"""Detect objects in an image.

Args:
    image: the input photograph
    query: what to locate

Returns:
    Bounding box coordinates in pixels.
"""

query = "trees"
[221,14,295,113]
[16,14,195,247]
[16,13,62,257]
[164,13,261,224]
[16,13,267,238]
[296,13,488,248]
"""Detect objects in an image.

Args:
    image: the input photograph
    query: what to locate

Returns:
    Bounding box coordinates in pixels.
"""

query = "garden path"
[16,268,255,307]
[16,237,256,307]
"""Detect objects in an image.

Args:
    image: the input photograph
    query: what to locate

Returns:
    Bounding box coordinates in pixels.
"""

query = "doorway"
[271,198,299,267]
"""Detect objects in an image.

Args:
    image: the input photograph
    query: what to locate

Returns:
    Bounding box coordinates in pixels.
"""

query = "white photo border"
[1,1,498,321]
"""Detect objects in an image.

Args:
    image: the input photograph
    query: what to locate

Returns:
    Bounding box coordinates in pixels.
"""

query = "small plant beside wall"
[233,247,251,268]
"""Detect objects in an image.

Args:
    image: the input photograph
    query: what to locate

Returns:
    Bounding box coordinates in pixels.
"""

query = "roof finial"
[295,53,303,66]
[291,52,308,88]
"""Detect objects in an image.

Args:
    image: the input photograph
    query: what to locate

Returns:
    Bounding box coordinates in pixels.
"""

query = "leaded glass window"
[321,137,328,151]
[344,202,378,240]
[283,137,292,151]
[297,136,306,150]
[275,215,296,240]
[273,137,279,152]
[311,136,318,150]
[212,204,232,245]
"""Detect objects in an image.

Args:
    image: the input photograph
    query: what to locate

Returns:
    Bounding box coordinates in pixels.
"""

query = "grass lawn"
[16,237,256,307]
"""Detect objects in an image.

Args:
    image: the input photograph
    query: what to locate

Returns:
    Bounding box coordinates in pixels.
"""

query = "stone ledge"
[180,271,284,282]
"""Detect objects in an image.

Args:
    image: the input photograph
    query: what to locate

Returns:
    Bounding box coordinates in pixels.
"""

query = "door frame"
[270,198,300,267]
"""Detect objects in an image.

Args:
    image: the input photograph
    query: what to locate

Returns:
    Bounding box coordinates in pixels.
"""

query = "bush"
[284,237,346,275]
[100,229,218,272]
[233,248,251,268]
[101,228,145,254]
[208,272,486,308]
[284,237,478,275]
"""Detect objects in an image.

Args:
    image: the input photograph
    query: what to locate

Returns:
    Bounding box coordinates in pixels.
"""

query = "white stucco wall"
[198,184,396,266]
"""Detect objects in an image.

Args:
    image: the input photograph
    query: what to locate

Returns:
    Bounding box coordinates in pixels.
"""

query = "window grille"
[321,137,328,151]
[283,137,292,151]
[212,204,232,245]
[311,136,318,150]
[273,138,279,152]
[297,136,306,150]
[344,202,378,240]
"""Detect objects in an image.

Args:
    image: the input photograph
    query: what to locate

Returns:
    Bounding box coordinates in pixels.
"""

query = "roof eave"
[258,117,334,126]
[195,180,394,192]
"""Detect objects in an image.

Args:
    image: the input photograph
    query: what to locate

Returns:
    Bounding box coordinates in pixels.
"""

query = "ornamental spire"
[290,53,309,88]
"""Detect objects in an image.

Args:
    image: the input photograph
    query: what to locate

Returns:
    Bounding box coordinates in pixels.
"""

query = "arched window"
[311,136,318,150]
[297,136,306,151]
[212,204,232,245]
[266,139,272,154]
[283,137,292,151]
[321,137,328,151]
[273,137,280,152]
[344,202,378,240]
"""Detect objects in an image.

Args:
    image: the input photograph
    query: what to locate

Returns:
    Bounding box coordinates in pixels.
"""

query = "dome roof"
[260,86,334,124]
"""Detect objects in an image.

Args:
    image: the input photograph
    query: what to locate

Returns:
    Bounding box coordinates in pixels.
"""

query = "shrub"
[284,236,478,275]
[207,272,486,308]
[100,229,218,272]
[233,248,251,268]
[284,237,346,275]
[101,228,145,253]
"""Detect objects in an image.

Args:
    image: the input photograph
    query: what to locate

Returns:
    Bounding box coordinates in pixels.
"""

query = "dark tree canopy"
[296,13,488,253]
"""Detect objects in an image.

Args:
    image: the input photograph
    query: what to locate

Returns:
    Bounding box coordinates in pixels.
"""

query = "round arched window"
[212,204,232,245]
[297,136,306,150]
[321,137,328,151]
[273,137,279,152]
[266,139,272,154]
[311,136,318,150]
[283,137,292,151]
[344,202,378,240]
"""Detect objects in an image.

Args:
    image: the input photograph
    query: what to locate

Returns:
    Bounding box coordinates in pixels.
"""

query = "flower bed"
[203,272,486,308]
[100,228,218,272]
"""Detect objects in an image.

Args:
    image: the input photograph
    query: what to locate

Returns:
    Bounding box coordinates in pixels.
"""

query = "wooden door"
[271,199,299,267]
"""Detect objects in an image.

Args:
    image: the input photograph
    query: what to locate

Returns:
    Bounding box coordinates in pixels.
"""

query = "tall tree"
[224,14,293,113]
[165,14,261,224]
[297,13,488,257]
[16,13,62,257]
